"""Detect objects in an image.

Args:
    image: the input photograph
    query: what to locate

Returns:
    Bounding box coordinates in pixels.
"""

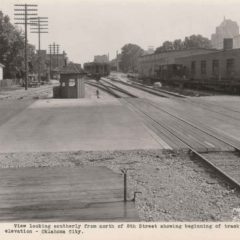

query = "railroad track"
[88,78,240,190]
[86,81,120,97]
[86,80,137,98]
[105,78,240,140]
[104,77,183,98]
[185,98,240,122]
[129,80,186,98]
[122,97,240,191]
[100,79,137,98]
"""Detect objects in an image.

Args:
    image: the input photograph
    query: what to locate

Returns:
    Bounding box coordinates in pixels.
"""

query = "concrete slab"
[0,98,165,153]
[0,166,139,221]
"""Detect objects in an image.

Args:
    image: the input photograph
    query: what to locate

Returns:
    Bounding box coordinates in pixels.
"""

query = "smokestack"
[223,38,233,50]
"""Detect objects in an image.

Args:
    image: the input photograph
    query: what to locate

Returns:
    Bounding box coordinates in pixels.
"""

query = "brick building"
[176,48,240,81]
[138,48,217,80]
[94,55,109,63]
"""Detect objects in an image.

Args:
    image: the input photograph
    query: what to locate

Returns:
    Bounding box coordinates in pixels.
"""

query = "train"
[83,62,110,80]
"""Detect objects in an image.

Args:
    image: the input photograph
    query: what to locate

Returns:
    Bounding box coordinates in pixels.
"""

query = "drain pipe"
[121,169,127,202]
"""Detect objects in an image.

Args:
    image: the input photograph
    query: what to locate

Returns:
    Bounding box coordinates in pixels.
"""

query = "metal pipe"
[24,4,28,90]
[121,169,127,202]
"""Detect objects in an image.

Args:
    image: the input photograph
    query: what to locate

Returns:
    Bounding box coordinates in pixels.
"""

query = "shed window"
[226,58,235,76]
[201,61,206,74]
[212,60,219,75]
[69,79,76,87]
[191,61,196,75]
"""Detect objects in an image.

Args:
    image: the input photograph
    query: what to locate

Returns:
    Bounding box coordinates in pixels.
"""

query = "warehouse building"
[138,48,217,80]
[176,46,240,82]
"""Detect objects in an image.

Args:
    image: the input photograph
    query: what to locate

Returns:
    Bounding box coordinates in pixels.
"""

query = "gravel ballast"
[0,149,239,221]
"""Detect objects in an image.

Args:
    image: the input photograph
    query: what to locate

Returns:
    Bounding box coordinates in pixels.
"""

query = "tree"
[120,43,144,73]
[0,11,24,78]
[173,39,183,50]
[183,35,212,49]
[155,41,174,53]
[155,35,212,53]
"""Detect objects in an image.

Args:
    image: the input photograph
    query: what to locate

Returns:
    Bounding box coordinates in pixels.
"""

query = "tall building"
[94,55,109,63]
[211,17,240,49]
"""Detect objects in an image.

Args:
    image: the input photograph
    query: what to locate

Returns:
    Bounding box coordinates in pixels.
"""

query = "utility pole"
[30,17,48,83]
[56,44,59,68]
[48,44,53,79]
[52,42,60,68]
[14,4,38,90]
[49,42,60,79]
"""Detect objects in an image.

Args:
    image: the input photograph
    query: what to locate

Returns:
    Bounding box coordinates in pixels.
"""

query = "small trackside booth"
[0,63,4,81]
[53,63,86,98]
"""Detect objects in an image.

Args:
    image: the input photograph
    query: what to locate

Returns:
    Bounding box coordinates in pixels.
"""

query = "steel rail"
[100,79,138,98]
[123,98,240,191]
[142,98,240,152]
[85,81,121,98]
[103,77,169,98]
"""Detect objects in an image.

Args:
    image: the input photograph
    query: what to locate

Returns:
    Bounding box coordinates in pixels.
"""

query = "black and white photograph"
[0,0,240,238]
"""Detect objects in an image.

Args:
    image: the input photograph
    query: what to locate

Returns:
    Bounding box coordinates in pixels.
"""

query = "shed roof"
[59,62,84,74]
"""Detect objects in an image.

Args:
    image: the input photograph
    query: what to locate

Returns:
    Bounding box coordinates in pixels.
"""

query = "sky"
[2,0,240,65]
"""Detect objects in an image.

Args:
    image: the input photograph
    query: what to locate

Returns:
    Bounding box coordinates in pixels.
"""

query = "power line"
[48,44,53,78]
[14,4,38,90]
[30,17,49,82]
[48,42,60,78]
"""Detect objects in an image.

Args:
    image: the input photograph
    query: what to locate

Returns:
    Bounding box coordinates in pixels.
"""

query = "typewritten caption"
[1,223,240,236]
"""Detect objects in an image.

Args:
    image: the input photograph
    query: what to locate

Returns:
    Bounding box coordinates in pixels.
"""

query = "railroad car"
[83,62,110,80]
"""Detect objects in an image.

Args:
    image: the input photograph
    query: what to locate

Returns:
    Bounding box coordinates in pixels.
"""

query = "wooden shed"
[0,63,4,80]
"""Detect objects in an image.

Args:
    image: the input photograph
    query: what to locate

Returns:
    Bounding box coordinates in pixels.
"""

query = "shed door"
[0,67,3,80]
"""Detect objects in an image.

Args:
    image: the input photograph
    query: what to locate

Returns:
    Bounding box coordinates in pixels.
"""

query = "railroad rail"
[86,80,138,98]
[103,77,169,98]
[105,77,240,125]
[94,77,240,190]
[122,97,240,191]
[100,79,137,98]
[104,77,184,98]
[86,81,120,98]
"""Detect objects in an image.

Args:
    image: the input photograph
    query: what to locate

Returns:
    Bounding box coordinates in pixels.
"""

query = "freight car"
[83,62,110,80]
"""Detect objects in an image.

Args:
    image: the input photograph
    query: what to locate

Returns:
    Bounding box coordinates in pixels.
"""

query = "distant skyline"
[2,0,240,65]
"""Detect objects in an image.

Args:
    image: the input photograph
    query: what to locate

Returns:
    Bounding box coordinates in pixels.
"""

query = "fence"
[0,79,21,88]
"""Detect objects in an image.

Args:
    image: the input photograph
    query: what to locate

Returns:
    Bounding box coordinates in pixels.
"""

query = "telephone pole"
[30,17,48,83]
[14,4,38,90]
[52,42,60,68]
[48,42,60,79]
[48,44,53,79]
[56,44,59,68]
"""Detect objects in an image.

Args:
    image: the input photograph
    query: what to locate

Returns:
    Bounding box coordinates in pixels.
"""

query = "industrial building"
[94,54,109,63]
[138,48,218,80]
[137,38,240,92]
[176,47,240,82]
